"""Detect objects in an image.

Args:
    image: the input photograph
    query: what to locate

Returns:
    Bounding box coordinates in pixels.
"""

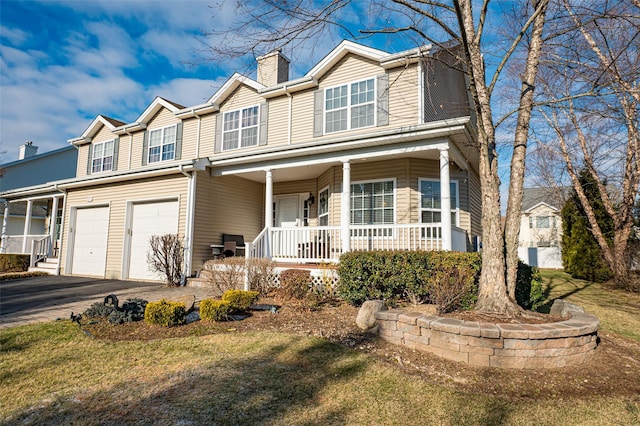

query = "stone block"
[403,332,427,345]
[431,346,469,363]
[459,321,481,337]
[496,324,530,339]
[417,315,440,329]
[429,336,460,352]
[175,295,196,313]
[378,319,397,331]
[379,334,403,345]
[467,335,504,349]
[375,310,401,321]
[550,299,584,317]
[379,327,403,339]
[430,318,463,334]
[431,330,469,346]
[398,311,424,325]
[398,323,420,336]
[460,344,495,356]
[494,348,536,358]
[468,353,491,367]
[479,323,501,338]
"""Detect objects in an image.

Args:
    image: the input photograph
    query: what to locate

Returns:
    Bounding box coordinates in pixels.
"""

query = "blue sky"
[1,0,385,162]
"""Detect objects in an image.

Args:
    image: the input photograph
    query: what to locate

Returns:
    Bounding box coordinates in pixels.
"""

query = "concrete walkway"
[0,276,213,329]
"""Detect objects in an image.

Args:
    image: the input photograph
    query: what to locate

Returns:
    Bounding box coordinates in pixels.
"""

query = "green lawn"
[1,272,639,425]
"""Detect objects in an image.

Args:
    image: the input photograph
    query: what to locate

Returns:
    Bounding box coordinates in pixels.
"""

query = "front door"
[276,195,300,227]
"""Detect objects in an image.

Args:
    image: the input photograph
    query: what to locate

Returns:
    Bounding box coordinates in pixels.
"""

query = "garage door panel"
[128,201,179,281]
[72,207,109,276]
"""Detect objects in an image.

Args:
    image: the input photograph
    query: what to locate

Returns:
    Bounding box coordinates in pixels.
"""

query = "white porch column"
[341,160,351,253]
[264,169,273,228]
[440,149,452,251]
[1,202,9,253]
[22,200,33,254]
[48,196,60,257]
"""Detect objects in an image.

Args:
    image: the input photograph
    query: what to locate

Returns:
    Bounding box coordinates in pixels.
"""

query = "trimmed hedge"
[144,299,186,327]
[222,290,259,311]
[0,254,30,273]
[200,299,232,321]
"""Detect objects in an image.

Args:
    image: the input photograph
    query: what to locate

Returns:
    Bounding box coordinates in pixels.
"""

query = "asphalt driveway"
[0,275,211,328]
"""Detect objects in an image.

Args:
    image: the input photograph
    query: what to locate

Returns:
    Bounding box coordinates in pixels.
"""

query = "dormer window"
[223,105,259,150]
[91,140,114,173]
[325,78,375,134]
[148,124,177,163]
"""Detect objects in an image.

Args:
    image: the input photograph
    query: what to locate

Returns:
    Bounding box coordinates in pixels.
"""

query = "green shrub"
[279,269,311,300]
[221,290,260,311]
[426,252,481,313]
[0,254,30,273]
[84,298,148,324]
[515,262,544,311]
[144,299,186,327]
[199,299,232,321]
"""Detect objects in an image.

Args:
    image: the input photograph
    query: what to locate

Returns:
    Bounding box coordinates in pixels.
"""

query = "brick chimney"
[19,141,38,160]
[256,50,290,87]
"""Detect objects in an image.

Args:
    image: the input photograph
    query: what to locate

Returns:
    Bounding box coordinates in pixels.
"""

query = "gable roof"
[206,72,265,105]
[113,97,186,135]
[69,115,125,146]
[522,187,572,211]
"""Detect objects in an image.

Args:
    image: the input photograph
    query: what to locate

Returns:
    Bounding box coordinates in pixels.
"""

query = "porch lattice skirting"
[374,309,599,369]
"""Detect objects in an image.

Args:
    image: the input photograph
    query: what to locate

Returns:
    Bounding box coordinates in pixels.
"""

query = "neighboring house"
[1,40,481,281]
[0,143,77,262]
[518,187,569,269]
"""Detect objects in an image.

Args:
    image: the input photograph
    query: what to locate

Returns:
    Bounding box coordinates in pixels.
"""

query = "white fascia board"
[525,201,559,214]
[135,97,182,124]
[305,40,387,79]
[207,73,266,105]
[1,182,65,199]
[70,115,119,145]
[175,103,218,119]
[57,160,204,190]
[210,118,471,170]
[259,77,317,98]
[380,45,432,69]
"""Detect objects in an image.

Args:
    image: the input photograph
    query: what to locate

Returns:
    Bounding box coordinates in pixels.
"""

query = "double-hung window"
[223,105,259,151]
[420,179,459,225]
[351,180,394,237]
[91,140,114,173]
[148,125,176,163]
[325,78,375,134]
[529,215,554,229]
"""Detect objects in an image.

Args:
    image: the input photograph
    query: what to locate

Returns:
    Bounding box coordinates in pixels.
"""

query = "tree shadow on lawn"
[7,336,371,425]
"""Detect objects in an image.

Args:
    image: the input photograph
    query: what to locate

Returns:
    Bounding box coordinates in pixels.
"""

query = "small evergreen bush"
[199,299,232,321]
[515,262,544,311]
[144,299,186,327]
[222,290,259,311]
[279,269,311,300]
[84,298,148,324]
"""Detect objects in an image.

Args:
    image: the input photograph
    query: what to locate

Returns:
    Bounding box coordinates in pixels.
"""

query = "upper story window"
[325,78,375,134]
[223,105,259,151]
[529,215,555,229]
[148,124,176,163]
[91,140,114,173]
[420,179,459,226]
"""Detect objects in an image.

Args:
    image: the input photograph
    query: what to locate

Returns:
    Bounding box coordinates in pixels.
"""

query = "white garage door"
[128,200,179,281]
[71,207,109,276]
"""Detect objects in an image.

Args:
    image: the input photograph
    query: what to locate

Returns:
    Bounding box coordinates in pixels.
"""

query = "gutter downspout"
[180,164,196,284]
[54,184,67,276]
[0,199,8,254]
[195,114,202,158]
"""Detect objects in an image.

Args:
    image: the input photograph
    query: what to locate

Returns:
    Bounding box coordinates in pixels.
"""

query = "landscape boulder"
[356,300,387,332]
[550,299,585,317]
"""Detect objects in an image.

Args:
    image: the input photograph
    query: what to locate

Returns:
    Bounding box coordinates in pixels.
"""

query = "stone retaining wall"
[374,307,599,369]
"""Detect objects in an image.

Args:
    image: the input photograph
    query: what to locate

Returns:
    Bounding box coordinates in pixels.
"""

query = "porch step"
[28,258,59,275]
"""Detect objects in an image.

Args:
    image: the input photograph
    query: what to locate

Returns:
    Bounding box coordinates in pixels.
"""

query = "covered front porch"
[209,133,479,265]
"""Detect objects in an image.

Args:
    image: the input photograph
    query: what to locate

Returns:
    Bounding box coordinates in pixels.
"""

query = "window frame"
[222,105,260,151]
[418,178,460,227]
[350,178,396,237]
[147,124,177,164]
[317,186,330,227]
[91,139,115,173]
[324,77,376,134]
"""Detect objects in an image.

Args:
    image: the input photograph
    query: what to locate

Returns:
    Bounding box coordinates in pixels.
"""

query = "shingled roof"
[522,187,572,211]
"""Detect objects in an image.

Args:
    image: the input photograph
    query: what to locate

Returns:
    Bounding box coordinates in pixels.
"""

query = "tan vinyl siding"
[129,131,145,169]
[220,85,262,112]
[290,88,315,143]
[468,166,482,238]
[199,114,216,158]
[60,174,188,279]
[118,134,131,171]
[181,116,198,160]
[148,108,179,129]
[387,64,420,127]
[274,179,316,196]
[76,145,90,177]
[191,174,263,270]
[266,96,289,147]
[320,54,382,87]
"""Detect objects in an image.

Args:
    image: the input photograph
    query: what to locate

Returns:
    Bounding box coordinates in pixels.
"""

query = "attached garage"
[69,206,110,277]
[126,200,179,281]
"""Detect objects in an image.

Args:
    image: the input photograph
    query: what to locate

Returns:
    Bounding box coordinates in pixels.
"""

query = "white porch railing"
[30,235,51,267]
[247,224,468,263]
[1,234,48,255]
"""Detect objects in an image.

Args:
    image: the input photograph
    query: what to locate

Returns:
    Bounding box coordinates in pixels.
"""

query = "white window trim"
[148,124,177,164]
[92,140,115,173]
[317,186,330,227]
[222,104,260,151]
[419,178,460,227]
[324,77,376,134]
[350,178,396,238]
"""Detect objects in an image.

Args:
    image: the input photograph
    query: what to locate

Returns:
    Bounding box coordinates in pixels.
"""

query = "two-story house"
[2,40,481,282]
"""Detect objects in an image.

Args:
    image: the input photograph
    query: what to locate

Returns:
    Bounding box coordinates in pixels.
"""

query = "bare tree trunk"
[504,0,549,300]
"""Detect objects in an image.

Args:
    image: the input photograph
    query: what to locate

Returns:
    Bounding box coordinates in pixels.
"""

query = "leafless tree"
[537,0,640,289]
[147,234,184,287]
[202,0,552,315]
